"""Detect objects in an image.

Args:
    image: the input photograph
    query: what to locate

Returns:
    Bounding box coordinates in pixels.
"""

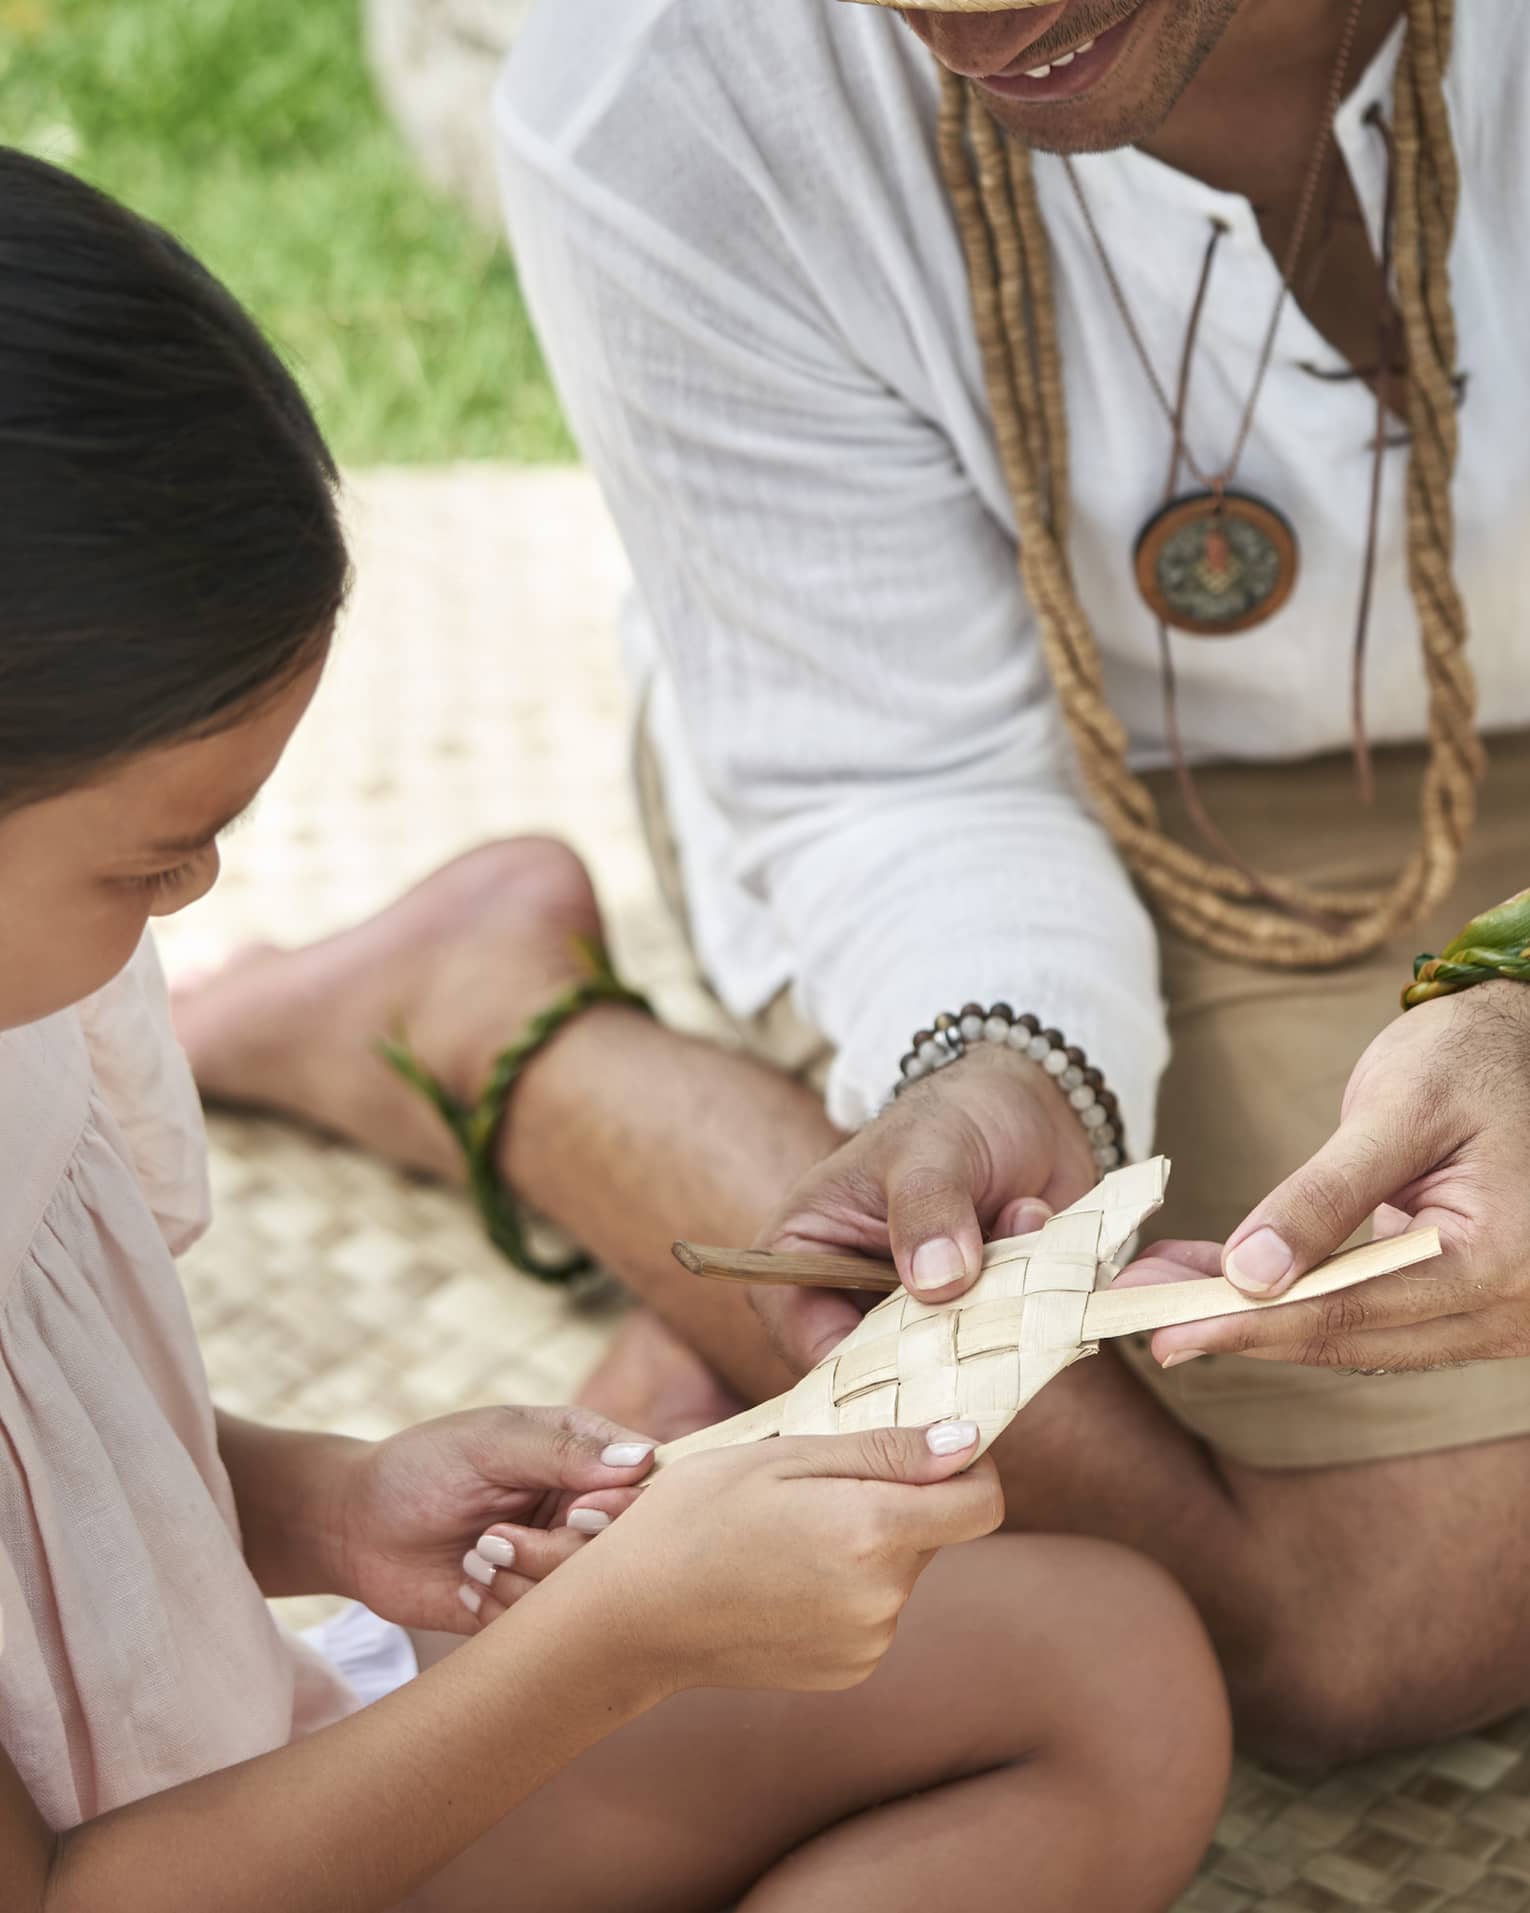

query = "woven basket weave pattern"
[656,1159,1168,1467]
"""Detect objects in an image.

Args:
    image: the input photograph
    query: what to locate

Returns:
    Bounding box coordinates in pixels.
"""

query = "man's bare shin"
[495,1007,837,1402]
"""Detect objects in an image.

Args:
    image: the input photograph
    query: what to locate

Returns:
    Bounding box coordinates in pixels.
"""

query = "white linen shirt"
[497,0,1530,1151]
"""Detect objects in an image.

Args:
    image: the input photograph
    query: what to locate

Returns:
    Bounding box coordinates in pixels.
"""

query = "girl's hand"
[332,1405,656,1633]
[490,1422,1005,1695]
[1121,985,1530,1372]
[751,1045,1094,1373]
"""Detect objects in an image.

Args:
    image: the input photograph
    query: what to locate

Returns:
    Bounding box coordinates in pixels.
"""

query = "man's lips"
[974,5,1139,101]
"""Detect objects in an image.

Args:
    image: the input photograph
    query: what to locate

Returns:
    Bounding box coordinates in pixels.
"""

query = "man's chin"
[973,84,1171,155]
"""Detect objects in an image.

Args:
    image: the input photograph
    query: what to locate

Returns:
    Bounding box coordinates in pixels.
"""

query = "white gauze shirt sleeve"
[496,0,1168,1147]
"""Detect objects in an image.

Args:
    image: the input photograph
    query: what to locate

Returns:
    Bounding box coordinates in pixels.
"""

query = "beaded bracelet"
[894,1003,1126,1175]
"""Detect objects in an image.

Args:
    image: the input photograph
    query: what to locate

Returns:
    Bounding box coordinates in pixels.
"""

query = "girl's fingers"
[455,1519,599,1632]
[478,1405,657,1495]
[561,1486,645,1531]
[465,1522,591,1589]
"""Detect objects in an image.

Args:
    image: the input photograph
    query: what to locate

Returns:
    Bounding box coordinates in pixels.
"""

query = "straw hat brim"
[847,0,1059,11]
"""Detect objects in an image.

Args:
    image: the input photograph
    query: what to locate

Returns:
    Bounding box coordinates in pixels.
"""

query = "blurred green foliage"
[0,0,572,462]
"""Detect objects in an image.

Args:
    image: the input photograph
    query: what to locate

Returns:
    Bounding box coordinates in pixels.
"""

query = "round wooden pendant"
[1134,491,1299,637]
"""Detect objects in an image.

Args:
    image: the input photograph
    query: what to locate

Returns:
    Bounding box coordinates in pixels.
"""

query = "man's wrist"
[900,1040,1094,1202]
[892,1002,1126,1173]
[899,1018,1118,1184]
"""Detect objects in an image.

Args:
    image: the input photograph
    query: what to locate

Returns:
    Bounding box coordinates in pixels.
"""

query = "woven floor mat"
[156,465,1530,1910]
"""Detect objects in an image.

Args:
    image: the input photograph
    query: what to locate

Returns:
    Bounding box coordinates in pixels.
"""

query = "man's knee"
[1233,1597,1526,1771]
[1236,1640,1398,1770]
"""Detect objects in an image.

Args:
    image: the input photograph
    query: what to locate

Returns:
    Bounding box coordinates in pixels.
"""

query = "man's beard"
[977,0,1248,156]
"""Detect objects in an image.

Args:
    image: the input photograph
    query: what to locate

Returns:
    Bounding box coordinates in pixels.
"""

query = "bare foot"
[580,1309,748,1441]
[171,839,623,1180]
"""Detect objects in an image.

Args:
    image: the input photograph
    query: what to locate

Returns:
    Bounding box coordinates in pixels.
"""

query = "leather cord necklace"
[1062,0,1368,643]
[1062,32,1404,894]
[936,0,1481,968]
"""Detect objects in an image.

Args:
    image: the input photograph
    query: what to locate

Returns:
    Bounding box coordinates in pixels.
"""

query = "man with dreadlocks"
[179,0,1530,1763]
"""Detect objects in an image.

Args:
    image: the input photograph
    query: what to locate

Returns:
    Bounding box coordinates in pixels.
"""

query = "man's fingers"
[1150,1237,1472,1366]
[1372,1202,1414,1240]
[993,1195,1053,1239]
[886,1154,986,1302]
[750,1283,864,1373]
[1207,1307,1510,1374]
[1224,1112,1436,1298]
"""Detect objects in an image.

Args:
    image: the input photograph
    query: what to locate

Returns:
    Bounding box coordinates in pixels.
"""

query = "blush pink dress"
[0,936,360,1830]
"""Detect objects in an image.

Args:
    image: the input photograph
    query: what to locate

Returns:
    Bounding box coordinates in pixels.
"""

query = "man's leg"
[175,838,1530,1764]
[175,839,823,1408]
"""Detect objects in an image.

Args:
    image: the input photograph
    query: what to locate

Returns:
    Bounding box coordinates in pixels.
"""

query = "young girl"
[0,148,1230,1913]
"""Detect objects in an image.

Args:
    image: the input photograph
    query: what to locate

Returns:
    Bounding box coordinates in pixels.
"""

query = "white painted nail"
[458,1583,483,1616]
[463,1550,497,1588]
[476,1534,517,1568]
[601,1441,656,1468]
[926,1421,980,1457]
[568,1508,612,1535]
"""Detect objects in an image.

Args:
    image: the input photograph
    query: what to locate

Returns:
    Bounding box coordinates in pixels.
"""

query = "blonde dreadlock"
[939,0,1481,966]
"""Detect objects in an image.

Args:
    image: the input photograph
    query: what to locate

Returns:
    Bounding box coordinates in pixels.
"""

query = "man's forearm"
[215,1411,368,1598]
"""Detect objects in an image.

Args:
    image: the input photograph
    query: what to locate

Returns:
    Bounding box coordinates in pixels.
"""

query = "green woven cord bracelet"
[379,935,652,1282]
[1403,887,1530,1010]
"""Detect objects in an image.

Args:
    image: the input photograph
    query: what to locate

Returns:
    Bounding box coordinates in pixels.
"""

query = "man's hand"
[329,1405,656,1633]
[750,1044,1097,1372]
[1126,983,1530,1372]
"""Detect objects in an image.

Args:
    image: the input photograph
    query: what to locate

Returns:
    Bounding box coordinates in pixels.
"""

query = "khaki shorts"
[637,718,1530,1470]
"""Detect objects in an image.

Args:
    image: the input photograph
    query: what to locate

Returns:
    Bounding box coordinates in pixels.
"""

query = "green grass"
[0,0,572,462]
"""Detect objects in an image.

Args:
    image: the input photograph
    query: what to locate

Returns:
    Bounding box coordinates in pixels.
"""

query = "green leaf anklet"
[379,935,652,1282]
[1403,887,1530,1010]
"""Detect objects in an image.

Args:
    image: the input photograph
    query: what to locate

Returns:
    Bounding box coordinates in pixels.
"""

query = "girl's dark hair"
[0,148,349,808]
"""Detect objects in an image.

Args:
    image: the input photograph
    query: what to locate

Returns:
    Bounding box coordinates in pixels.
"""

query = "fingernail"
[463,1550,498,1587]
[1160,1349,1208,1370]
[1226,1228,1295,1294]
[600,1441,656,1468]
[911,1237,966,1292]
[568,1509,612,1535]
[458,1583,483,1616]
[476,1534,517,1568]
[1011,1199,1052,1233]
[926,1420,980,1456]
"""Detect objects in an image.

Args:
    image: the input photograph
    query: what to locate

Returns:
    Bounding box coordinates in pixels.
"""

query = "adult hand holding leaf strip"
[1129,975,1530,1375]
[664,1160,1440,1469]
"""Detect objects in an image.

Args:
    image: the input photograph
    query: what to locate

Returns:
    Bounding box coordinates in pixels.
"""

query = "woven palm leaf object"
[655,1158,1441,1471]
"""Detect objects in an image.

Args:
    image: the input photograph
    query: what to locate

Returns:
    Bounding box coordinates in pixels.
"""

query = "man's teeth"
[1024,36,1095,80]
